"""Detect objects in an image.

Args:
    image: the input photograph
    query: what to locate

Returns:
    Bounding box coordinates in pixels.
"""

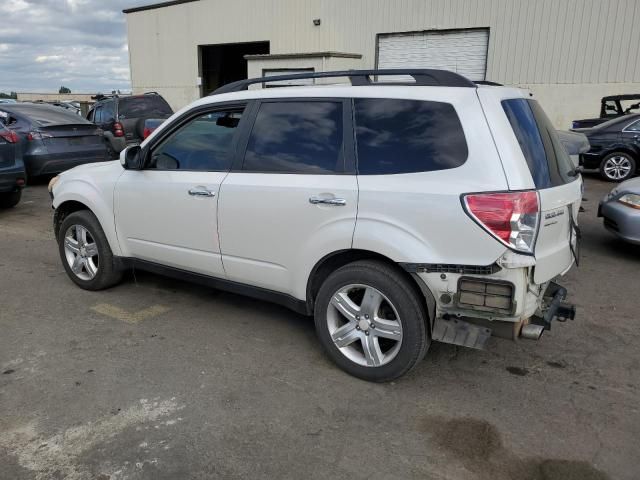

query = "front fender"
[52,177,122,256]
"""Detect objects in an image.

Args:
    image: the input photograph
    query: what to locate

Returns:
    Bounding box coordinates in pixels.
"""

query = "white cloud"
[0,0,150,93]
[35,55,63,63]
[4,0,29,13]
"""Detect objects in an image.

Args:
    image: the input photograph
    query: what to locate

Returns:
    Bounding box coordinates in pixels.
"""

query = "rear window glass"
[2,105,91,126]
[118,96,172,118]
[502,99,575,188]
[354,99,468,175]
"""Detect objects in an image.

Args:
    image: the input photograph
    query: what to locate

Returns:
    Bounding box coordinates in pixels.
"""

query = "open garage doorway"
[199,42,270,96]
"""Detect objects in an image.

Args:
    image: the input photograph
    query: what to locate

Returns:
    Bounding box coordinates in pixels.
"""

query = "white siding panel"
[377,29,489,81]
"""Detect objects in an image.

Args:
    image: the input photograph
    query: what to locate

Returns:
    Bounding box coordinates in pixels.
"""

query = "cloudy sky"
[0,0,152,94]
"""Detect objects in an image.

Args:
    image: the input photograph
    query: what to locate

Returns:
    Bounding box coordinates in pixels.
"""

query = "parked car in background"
[0,103,108,179]
[143,118,165,139]
[0,124,26,208]
[557,130,590,168]
[0,99,17,104]
[50,69,581,382]
[574,113,640,182]
[572,94,640,129]
[87,93,173,158]
[50,101,82,116]
[599,177,640,244]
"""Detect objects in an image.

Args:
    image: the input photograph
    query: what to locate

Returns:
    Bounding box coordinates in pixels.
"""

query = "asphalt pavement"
[0,176,638,480]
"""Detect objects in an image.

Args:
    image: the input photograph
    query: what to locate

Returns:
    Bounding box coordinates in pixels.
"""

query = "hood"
[59,159,120,178]
[617,177,640,194]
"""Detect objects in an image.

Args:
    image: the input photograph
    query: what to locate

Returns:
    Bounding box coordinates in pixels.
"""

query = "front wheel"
[314,260,429,382]
[599,152,636,182]
[0,190,21,208]
[58,210,122,290]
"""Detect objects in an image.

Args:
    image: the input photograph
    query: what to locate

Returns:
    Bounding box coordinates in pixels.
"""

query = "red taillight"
[463,191,539,254]
[143,127,154,139]
[0,129,18,143]
[27,131,53,141]
[113,122,124,137]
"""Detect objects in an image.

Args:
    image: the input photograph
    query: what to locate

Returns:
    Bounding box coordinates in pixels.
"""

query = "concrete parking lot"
[0,177,638,480]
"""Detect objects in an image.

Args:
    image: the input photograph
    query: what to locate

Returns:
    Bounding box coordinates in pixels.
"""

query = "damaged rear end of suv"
[415,86,581,351]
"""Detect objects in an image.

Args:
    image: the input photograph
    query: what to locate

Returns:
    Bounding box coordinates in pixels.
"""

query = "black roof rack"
[212,69,476,95]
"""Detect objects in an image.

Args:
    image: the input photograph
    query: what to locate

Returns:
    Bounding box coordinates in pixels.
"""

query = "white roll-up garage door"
[377,29,489,81]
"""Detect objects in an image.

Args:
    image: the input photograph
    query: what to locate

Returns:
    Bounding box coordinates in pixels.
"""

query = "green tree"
[59,86,71,94]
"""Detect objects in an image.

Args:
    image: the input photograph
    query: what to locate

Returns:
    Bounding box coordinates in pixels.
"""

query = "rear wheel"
[58,210,122,290]
[599,152,636,182]
[0,190,21,208]
[314,260,429,382]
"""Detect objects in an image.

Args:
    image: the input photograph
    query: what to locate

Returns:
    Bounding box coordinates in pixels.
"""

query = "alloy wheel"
[63,224,99,281]
[326,284,403,367]
[603,155,632,180]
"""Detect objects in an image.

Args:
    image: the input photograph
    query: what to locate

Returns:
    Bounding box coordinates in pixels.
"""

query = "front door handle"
[188,187,215,197]
[309,196,347,206]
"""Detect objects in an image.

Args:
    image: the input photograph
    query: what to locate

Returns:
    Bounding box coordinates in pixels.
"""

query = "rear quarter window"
[354,98,468,175]
[502,98,575,188]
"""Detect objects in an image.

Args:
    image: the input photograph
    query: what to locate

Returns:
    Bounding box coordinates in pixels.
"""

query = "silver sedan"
[598,178,640,244]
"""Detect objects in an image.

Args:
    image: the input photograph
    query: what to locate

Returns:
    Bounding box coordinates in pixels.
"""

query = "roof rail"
[211,69,476,95]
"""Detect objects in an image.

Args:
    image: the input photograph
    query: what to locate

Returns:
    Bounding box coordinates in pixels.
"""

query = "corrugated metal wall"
[125,0,640,126]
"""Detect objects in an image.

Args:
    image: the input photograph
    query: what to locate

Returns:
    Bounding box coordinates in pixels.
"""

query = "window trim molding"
[622,118,640,133]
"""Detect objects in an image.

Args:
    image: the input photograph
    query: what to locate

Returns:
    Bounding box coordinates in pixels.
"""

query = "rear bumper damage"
[410,264,576,350]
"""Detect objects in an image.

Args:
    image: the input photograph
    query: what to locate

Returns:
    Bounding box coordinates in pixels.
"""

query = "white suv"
[49,70,581,382]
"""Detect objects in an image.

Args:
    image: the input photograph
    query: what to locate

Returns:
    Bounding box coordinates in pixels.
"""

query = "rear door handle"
[188,186,215,197]
[309,196,346,206]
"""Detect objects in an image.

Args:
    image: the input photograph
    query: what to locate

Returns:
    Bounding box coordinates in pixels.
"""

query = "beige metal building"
[124,0,640,128]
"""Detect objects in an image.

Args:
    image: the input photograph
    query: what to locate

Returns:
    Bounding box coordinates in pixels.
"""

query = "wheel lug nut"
[356,315,360,320]
[365,314,369,319]
[365,331,369,336]
[370,324,375,329]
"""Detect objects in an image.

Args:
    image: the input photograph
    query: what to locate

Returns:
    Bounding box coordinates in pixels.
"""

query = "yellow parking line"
[91,304,170,324]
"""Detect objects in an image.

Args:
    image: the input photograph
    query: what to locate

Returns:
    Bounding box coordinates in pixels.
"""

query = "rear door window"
[242,101,344,174]
[353,98,468,175]
[502,98,576,188]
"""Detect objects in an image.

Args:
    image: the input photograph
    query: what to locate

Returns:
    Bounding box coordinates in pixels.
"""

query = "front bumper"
[0,165,27,192]
[598,198,640,245]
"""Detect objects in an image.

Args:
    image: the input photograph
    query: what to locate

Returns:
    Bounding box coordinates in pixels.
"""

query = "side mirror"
[121,145,143,170]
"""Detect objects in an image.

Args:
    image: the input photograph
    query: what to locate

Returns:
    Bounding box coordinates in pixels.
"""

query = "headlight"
[47,175,59,193]
[618,193,640,210]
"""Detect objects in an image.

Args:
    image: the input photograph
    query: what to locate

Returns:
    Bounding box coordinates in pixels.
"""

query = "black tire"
[58,210,123,290]
[314,260,429,382]
[0,190,21,208]
[599,151,636,182]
